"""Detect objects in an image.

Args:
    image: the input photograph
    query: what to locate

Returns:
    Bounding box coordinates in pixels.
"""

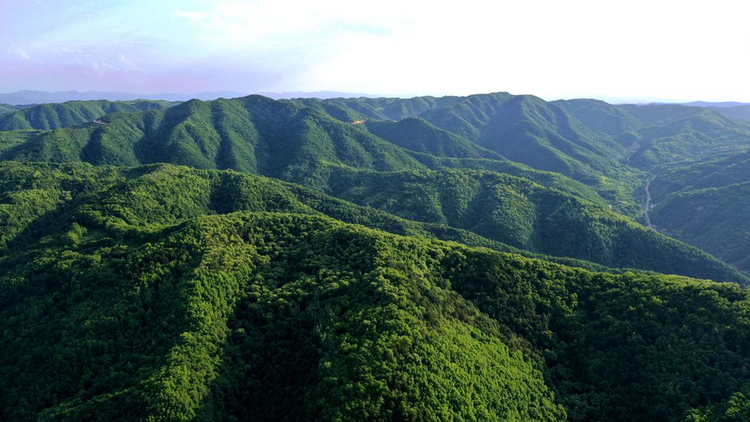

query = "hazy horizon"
[2,0,749,102]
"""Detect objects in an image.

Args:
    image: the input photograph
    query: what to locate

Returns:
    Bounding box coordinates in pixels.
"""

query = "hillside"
[312,94,635,183]
[2,162,742,282]
[651,182,750,272]
[363,117,503,160]
[319,167,742,280]
[2,189,750,420]
[0,100,174,131]
[0,103,24,115]
[644,150,750,273]
[0,94,632,208]
[709,105,750,124]
[625,109,750,167]
[0,96,426,186]
[2,93,749,277]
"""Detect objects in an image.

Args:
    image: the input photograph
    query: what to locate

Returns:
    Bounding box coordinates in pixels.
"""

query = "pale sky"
[2,0,750,101]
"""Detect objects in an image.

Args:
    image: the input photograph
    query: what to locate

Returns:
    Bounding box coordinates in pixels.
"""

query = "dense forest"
[3,92,750,420]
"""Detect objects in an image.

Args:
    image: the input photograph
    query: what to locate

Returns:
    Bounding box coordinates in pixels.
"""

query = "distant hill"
[258,91,377,99]
[0,90,246,105]
[0,96,426,186]
[648,149,750,272]
[708,105,750,124]
[0,100,174,131]
[556,100,750,167]
[683,101,750,108]
[0,104,25,115]
[310,93,638,185]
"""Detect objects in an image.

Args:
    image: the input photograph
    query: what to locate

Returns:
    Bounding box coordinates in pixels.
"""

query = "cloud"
[118,53,137,71]
[173,9,211,23]
[8,47,30,60]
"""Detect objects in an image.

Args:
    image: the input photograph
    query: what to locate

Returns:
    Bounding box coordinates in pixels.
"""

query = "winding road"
[643,175,655,229]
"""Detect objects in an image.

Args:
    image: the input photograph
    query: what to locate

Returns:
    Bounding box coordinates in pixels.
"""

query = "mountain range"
[2,92,750,420]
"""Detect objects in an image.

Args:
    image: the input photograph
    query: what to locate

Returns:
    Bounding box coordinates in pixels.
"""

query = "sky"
[2,0,750,101]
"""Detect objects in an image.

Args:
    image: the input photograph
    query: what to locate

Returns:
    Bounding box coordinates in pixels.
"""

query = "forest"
[2,92,750,420]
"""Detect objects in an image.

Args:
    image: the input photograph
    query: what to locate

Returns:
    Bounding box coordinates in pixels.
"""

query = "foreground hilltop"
[2,178,750,419]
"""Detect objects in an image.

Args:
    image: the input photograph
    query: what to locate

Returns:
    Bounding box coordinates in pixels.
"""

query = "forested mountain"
[643,149,750,272]
[363,117,503,160]
[556,100,750,167]
[3,91,750,420]
[708,105,750,125]
[0,103,25,115]
[2,165,750,420]
[1,162,741,281]
[320,167,743,280]
[315,93,634,184]
[0,99,174,131]
[0,97,426,185]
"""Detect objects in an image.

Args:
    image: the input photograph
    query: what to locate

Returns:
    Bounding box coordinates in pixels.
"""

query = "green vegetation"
[0,162,741,282]
[3,91,750,420]
[321,167,743,281]
[646,150,750,273]
[0,97,426,186]
[363,117,503,160]
[0,99,174,131]
[2,174,750,419]
[0,103,25,115]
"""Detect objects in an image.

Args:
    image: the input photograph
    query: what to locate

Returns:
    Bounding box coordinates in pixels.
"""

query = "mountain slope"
[363,117,503,160]
[625,108,750,167]
[0,161,620,273]
[472,95,630,181]
[553,99,643,136]
[651,182,750,272]
[320,167,744,281]
[0,104,24,115]
[312,93,635,183]
[646,150,750,273]
[1,161,744,285]
[2,197,750,420]
[0,100,174,131]
[0,96,427,187]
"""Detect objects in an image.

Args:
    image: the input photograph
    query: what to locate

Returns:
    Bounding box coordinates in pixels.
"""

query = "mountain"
[0,90,246,105]
[363,117,504,160]
[646,149,750,272]
[2,163,750,420]
[320,167,743,281]
[0,96,426,186]
[683,101,750,108]
[555,100,750,169]
[0,100,174,131]
[257,91,377,99]
[623,108,750,167]
[0,94,633,209]
[2,162,741,281]
[0,104,26,115]
[304,94,642,213]
[3,90,750,421]
[708,105,750,124]
[553,99,642,136]
[2,94,747,278]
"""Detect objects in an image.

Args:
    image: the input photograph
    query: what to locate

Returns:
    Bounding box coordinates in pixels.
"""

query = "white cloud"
[173,9,211,23]
[8,47,30,60]
[118,53,137,71]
